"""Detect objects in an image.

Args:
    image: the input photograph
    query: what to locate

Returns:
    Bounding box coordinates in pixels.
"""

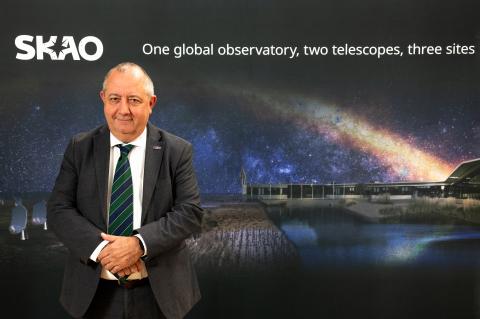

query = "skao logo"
[15,35,103,61]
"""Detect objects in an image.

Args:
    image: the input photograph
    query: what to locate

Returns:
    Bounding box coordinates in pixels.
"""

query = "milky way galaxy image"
[1,0,480,194]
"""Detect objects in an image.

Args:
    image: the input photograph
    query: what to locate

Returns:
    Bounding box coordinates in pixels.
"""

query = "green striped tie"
[108,144,134,236]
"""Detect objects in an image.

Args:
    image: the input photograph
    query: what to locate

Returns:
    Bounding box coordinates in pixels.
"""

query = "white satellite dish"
[9,198,28,240]
[32,199,48,230]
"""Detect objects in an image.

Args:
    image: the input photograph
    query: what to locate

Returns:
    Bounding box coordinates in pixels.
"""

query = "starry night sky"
[1,0,480,194]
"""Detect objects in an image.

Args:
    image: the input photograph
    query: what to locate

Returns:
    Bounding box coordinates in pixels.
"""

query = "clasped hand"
[98,233,143,277]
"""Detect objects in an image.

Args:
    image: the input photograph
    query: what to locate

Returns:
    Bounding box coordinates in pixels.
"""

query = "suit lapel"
[142,123,165,224]
[93,126,110,225]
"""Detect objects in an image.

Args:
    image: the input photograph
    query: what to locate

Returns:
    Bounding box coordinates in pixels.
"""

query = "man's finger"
[129,265,137,274]
[98,243,116,261]
[100,256,112,267]
[132,260,141,272]
[98,247,110,261]
[104,260,116,271]
[101,232,117,241]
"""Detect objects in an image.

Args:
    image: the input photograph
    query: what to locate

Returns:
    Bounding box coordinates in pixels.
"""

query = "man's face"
[100,68,156,142]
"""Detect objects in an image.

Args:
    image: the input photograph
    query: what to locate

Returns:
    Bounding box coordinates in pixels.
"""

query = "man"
[47,62,203,319]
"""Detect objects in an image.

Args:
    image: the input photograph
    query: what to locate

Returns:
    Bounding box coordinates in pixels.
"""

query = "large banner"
[1,1,480,318]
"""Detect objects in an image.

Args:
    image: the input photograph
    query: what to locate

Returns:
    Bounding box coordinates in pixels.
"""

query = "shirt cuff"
[89,240,109,262]
[134,234,148,257]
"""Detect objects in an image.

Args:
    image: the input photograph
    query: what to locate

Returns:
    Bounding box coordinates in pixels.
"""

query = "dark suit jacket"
[47,123,204,319]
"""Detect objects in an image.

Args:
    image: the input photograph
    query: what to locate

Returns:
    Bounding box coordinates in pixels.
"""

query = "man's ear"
[100,90,105,102]
[149,95,157,112]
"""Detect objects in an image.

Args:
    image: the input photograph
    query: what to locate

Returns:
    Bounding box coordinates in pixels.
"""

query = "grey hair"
[102,62,155,97]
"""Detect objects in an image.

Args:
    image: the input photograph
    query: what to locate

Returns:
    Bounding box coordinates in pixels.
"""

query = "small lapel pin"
[153,146,162,150]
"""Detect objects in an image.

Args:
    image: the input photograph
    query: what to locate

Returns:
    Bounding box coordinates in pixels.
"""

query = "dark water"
[269,204,480,268]
[262,203,480,319]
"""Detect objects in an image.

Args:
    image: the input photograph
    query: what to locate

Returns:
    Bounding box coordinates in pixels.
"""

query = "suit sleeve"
[135,143,204,260]
[47,138,103,264]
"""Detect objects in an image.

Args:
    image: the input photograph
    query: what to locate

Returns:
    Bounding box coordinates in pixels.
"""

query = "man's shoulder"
[148,124,192,149]
[71,125,108,144]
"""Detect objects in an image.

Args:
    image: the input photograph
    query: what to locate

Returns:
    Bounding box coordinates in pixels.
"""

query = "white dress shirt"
[89,128,148,280]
